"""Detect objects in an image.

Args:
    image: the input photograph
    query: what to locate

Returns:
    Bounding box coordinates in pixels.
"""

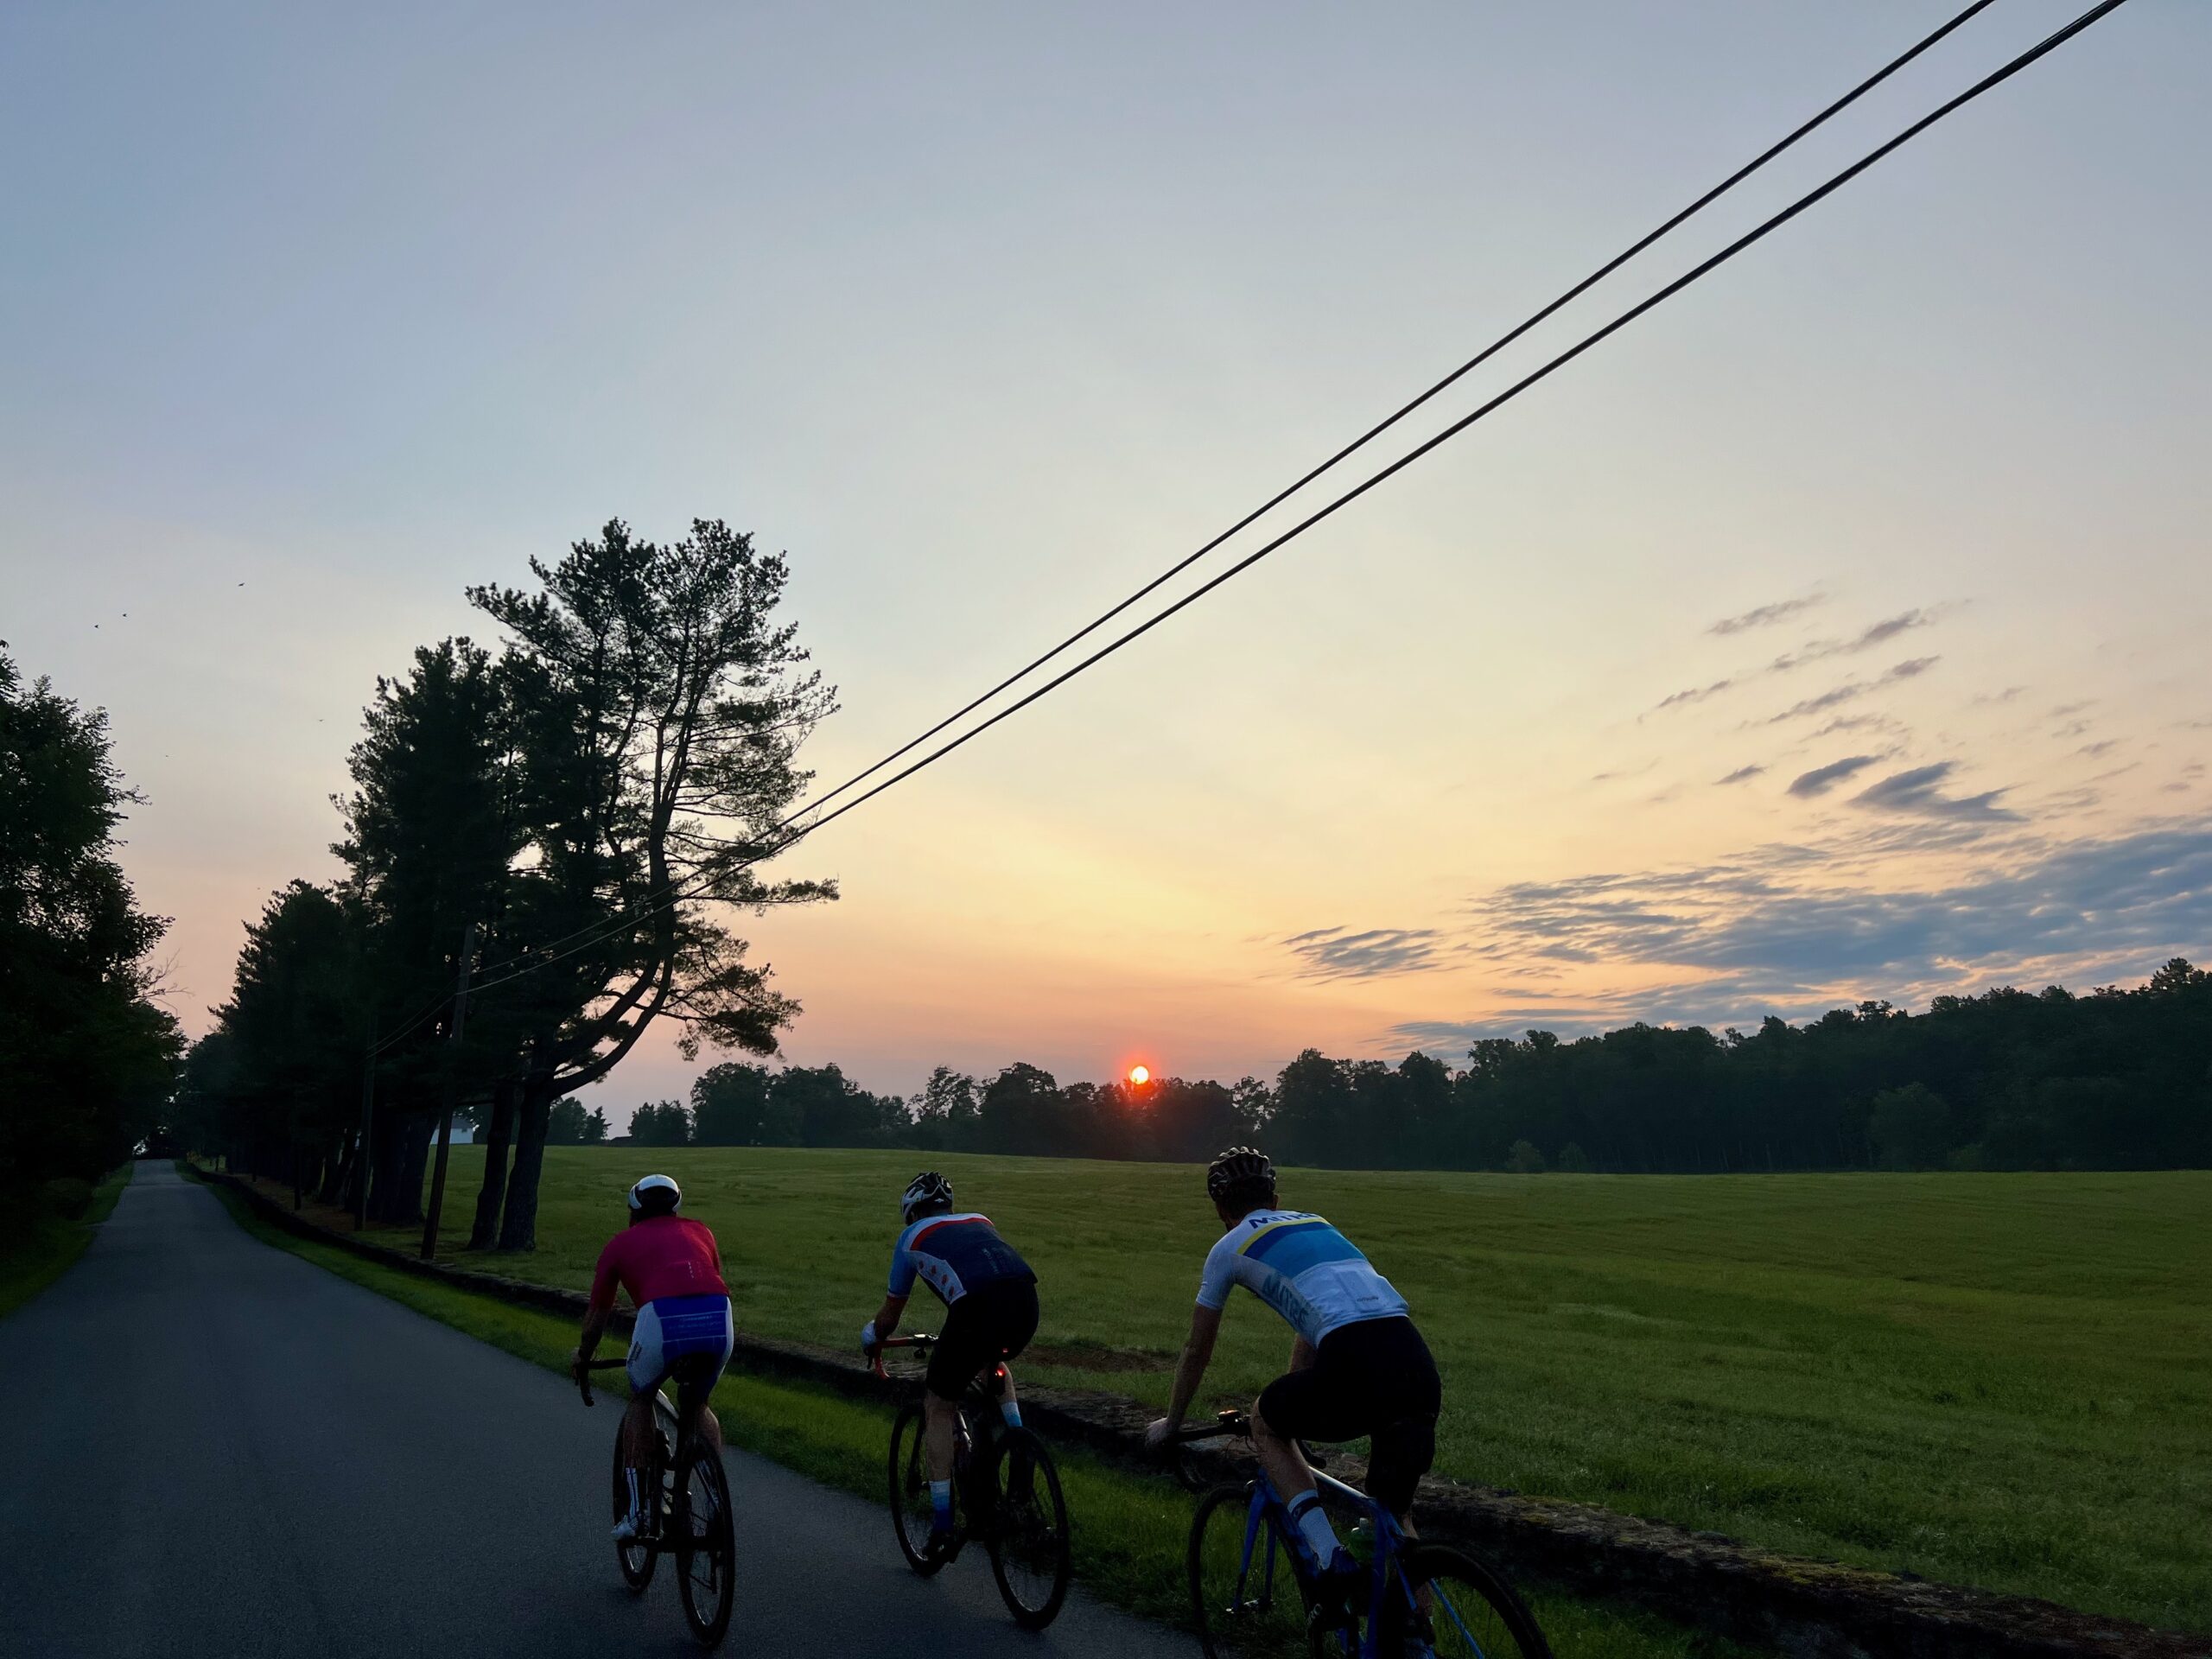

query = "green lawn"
[0,1163,131,1320]
[194,1163,1753,1659]
[384,1148,2211,1632]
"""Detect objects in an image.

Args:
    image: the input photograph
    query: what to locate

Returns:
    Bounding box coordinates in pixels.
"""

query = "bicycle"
[580,1357,735,1647]
[874,1332,1072,1629]
[1173,1410,1549,1659]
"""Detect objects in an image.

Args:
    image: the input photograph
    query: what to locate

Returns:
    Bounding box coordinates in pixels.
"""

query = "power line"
[774,0,2002,836]
[391,0,2024,1034]
[755,0,2136,852]
[376,0,2132,1044]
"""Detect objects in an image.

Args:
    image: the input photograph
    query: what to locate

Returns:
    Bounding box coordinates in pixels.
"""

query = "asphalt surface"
[0,1161,1187,1657]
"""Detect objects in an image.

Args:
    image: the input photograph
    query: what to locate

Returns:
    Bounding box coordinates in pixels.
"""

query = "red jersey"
[590,1215,728,1311]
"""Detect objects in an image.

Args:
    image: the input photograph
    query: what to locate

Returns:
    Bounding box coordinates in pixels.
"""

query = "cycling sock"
[929,1479,954,1529]
[1287,1491,1340,1564]
[1000,1401,1023,1430]
[624,1468,642,1520]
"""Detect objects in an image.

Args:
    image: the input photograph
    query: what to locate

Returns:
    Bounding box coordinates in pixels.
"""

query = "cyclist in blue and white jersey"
[1146,1147,1441,1598]
[861,1171,1039,1559]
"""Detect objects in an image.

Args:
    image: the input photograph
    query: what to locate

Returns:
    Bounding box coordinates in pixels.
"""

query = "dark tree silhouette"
[467,520,836,1249]
[0,651,180,1198]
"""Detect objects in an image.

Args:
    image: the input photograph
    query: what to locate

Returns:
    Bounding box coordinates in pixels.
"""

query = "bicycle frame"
[1229,1462,1486,1657]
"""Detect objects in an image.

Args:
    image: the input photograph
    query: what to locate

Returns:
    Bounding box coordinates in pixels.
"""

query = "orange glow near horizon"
[1128,1065,1150,1086]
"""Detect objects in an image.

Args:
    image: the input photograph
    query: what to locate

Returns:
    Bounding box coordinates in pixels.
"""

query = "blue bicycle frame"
[1227,1463,1491,1657]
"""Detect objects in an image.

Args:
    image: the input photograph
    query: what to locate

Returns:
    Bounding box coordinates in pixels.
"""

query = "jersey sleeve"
[1195,1232,1237,1311]
[588,1235,625,1313]
[887,1235,918,1297]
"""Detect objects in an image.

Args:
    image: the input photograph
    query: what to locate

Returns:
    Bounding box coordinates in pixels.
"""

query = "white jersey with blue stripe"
[1195,1210,1408,1345]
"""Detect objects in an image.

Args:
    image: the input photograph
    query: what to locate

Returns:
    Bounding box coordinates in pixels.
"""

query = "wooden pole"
[420,923,478,1260]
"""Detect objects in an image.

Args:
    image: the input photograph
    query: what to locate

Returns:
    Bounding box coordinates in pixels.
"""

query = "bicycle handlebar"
[575,1354,627,1407]
[1173,1408,1251,1444]
[1166,1408,1331,1491]
[869,1332,936,1381]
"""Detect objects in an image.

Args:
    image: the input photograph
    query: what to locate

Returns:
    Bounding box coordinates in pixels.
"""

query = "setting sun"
[1127,1065,1149,1086]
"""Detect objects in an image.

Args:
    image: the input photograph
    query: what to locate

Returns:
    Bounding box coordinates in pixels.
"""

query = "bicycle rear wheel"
[1188,1481,1312,1659]
[887,1402,946,1575]
[675,1441,735,1647]
[985,1427,1069,1629]
[1392,1541,1551,1659]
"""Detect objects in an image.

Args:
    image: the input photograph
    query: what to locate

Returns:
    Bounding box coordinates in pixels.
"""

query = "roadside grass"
[188,1164,1756,1658]
[0,1162,131,1320]
[371,1147,2212,1631]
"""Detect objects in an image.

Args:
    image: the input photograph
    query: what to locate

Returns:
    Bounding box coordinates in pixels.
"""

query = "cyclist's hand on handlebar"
[860,1319,880,1361]
[570,1348,593,1402]
[1143,1417,1175,1452]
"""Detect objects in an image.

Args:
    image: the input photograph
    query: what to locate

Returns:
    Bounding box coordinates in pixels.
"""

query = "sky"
[3,2,2207,1122]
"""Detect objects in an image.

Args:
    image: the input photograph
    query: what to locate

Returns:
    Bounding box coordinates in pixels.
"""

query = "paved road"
[0,1162,1186,1658]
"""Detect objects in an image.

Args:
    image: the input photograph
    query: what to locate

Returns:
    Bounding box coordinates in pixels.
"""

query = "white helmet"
[900,1170,953,1225]
[628,1173,682,1213]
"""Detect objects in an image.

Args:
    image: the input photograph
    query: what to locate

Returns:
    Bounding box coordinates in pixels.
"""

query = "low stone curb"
[194,1165,2205,1659]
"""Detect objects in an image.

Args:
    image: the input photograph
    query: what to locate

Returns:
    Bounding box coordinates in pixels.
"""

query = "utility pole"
[357,1018,377,1230]
[420,923,478,1261]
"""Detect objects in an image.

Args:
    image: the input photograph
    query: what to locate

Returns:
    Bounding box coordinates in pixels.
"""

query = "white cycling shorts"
[626,1294,734,1395]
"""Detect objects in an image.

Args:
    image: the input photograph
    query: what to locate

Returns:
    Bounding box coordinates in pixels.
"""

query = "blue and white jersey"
[1196,1210,1408,1345]
[888,1211,1035,1306]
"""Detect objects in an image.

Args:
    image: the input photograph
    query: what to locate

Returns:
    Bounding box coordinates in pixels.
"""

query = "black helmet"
[1206,1147,1275,1208]
[901,1170,954,1225]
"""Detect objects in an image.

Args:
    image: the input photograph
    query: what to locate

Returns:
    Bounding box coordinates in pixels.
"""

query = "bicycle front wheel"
[675,1443,735,1647]
[887,1402,945,1575]
[1188,1481,1311,1659]
[985,1427,1069,1629]
[1393,1541,1551,1659]
[612,1405,673,1593]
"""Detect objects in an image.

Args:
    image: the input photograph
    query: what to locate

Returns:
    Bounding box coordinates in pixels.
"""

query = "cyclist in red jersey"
[572,1173,734,1541]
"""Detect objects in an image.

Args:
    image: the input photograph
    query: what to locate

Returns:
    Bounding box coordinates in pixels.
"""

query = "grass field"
[194,1164,1755,1659]
[0,1164,130,1321]
[378,1148,2212,1633]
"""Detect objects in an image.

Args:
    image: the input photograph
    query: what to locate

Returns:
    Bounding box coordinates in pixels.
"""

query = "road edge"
[186,1160,2209,1659]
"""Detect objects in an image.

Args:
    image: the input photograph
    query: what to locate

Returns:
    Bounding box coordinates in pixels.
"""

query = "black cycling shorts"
[926,1276,1039,1401]
[1255,1315,1440,1516]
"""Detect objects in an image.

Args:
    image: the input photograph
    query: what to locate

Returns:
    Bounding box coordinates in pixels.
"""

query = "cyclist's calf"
[923,1361,1017,1479]
[1249,1397,1323,1510]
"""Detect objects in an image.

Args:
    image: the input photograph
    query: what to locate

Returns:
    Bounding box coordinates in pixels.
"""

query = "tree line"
[608,964,2209,1173]
[168,520,838,1248]
[0,651,181,1222]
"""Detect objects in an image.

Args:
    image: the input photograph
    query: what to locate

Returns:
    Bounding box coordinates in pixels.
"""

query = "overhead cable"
[775,0,2003,833]
[377,0,2132,1044]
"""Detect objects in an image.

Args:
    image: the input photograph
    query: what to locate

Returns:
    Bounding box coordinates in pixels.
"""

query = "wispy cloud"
[1769,610,1937,673]
[1709,596,1822,636]
[1809,712,1904,740]
[1767,657,1938,723]
[1281,926,1449,982]
[1651,677,1733,714]
[1851,761,2018,822]
[1715,765,1765,785]
[1789,754,1880,797]
[1421,823,2212,1043]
